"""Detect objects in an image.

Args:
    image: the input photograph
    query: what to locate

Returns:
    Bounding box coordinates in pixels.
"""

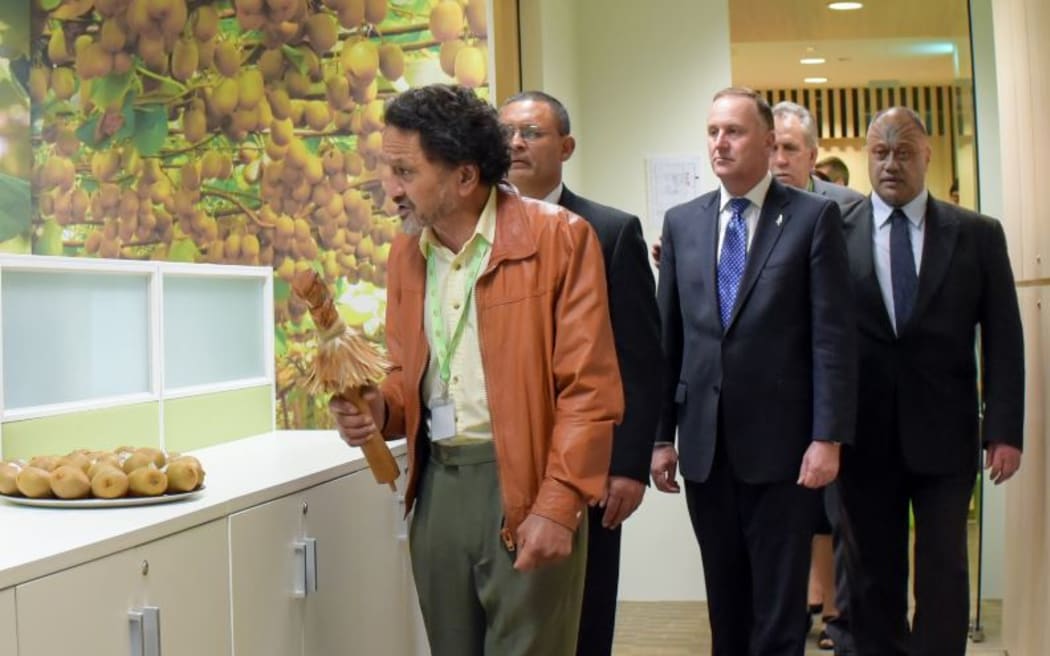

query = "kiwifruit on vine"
[27,0,490,429]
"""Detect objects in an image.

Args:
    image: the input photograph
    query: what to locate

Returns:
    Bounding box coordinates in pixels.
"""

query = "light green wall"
[575,0,732,248]
[1,402,160,460]
[164,385,273,453]
[516,0,732,602]
[1,385,273,460]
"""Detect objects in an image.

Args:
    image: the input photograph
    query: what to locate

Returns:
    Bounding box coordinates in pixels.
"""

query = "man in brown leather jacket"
[330,84,623,656]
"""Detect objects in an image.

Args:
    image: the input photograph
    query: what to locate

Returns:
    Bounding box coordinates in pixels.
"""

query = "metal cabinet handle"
[395,494,408,542]
[128,606,161,656]
[293,537,318,598]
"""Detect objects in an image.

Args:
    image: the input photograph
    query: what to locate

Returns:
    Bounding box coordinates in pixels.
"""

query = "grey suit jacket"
[812,176,865,211]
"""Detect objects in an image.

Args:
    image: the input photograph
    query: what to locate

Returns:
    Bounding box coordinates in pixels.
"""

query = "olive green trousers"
[409,440,588,656]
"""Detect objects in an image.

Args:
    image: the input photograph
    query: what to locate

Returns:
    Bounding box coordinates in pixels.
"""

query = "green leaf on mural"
[90,70,134,109]
[38,0,62,11]
[0,2,30,61]
[115,97,137,140]
[0,172,30,241]
[168,238,200,262]
[75,113,101,145]
[275,329,288,357]
[281,44,307,75]
[274,277,290,302]
[0,76,26,110]
[33,219,63,256]
[132,105,169,155]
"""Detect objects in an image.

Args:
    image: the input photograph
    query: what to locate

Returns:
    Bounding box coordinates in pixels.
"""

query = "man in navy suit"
[499,90,663,656]
[831,107,1024,656]
[651,87,857,656]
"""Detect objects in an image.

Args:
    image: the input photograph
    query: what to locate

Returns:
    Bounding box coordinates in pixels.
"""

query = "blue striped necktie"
[718,197,750,329]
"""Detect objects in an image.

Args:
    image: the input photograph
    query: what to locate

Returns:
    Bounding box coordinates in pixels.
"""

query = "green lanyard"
[425,238,491,391]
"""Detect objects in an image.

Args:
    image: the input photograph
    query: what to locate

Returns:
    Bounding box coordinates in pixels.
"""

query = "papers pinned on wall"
[645,155,703,234]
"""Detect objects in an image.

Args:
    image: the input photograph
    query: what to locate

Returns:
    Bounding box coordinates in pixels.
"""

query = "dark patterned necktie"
[717,197,750,329]
[889,208,918,330]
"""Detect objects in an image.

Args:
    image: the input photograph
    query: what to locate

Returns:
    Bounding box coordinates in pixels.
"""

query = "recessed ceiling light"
[827,2,863,9]
[804,77,829,84]
[800,57,826,65]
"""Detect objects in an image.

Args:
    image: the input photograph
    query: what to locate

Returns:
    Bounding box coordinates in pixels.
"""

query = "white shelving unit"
[0,255,274,458]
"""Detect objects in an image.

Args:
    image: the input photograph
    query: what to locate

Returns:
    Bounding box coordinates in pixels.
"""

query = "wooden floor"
[611,599,1004,655]
[612,519,1004,654]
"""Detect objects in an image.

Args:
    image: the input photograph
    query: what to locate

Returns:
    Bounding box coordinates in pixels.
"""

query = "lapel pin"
[775,214,783,227]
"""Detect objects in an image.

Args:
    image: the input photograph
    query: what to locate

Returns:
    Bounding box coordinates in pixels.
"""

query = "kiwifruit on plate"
[0,486,205,509]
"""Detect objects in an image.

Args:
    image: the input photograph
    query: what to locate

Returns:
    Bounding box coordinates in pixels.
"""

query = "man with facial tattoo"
[830,107,1025,656]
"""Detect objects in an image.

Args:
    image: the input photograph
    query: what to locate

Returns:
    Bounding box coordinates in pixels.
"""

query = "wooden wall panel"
[991,0,1050,653]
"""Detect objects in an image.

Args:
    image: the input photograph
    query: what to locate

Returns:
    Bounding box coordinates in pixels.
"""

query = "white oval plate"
[0,486,205,509]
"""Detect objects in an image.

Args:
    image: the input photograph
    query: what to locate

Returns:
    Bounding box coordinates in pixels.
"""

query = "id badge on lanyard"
[425,239,489,442]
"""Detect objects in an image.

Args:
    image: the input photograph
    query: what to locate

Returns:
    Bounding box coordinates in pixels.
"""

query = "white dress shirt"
[716,172,772,263]
[871,189,927,333]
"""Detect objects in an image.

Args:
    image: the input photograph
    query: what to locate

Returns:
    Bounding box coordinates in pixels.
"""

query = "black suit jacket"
[656,178,857,484]
[558,186,663,483]
[842,196,1024,474]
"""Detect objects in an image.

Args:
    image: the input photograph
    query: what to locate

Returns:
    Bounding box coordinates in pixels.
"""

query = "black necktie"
[889,209,917,330]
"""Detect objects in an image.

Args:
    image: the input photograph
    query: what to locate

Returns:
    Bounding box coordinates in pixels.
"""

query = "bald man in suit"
[831,107,1024,656]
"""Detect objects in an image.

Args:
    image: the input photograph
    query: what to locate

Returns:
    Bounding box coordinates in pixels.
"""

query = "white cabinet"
[1,587,15,656]
[230,464,417,656]
[15,520,231,656]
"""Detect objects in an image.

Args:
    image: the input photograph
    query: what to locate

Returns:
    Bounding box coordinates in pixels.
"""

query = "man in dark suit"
[651,87,856,656]
[771,100,863,649]
[832,107,1024,656]
[499,91,663,656]
[771,101,864,214]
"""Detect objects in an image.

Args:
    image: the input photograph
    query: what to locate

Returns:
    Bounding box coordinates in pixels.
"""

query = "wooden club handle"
[342,388,400,490]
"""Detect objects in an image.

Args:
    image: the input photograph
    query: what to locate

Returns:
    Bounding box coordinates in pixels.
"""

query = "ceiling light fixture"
[827,2,863,10]
[804,77,829,84]
[800,57,827,65]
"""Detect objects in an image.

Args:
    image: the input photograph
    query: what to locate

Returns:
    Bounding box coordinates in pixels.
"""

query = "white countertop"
[0,430,406,590]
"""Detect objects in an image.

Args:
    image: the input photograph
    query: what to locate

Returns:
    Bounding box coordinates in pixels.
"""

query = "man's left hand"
[797,441,840,489]
[985,442,1022,484]
[600,476,645,530]
[513,513,574,572]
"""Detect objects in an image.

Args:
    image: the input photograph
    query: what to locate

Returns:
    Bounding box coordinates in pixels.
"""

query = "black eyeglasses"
[501,124,548,142]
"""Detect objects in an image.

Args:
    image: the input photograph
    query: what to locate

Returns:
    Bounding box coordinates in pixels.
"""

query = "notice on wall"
[645,155,704,234]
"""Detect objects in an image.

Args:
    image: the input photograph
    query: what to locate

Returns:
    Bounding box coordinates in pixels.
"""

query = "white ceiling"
[729,0,974,89]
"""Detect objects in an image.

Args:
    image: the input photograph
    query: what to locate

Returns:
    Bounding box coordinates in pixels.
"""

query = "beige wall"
[989,0,1050,653]
[519,0,732,601]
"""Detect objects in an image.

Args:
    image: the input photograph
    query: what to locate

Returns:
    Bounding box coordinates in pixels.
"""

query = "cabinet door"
[303,468,413,656]
[15,520,231,656]
[228,490,307,656]
[1,587,15,656]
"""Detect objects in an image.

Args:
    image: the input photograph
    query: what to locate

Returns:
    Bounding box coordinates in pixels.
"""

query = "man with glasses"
[499,91,663,656]
[832,107,1025,655]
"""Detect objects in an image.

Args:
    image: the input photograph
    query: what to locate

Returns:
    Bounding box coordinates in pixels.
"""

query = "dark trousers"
[684,442,819,656]
[575,504,622,656]
[409,440,588,656]
[833,453,974,656]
